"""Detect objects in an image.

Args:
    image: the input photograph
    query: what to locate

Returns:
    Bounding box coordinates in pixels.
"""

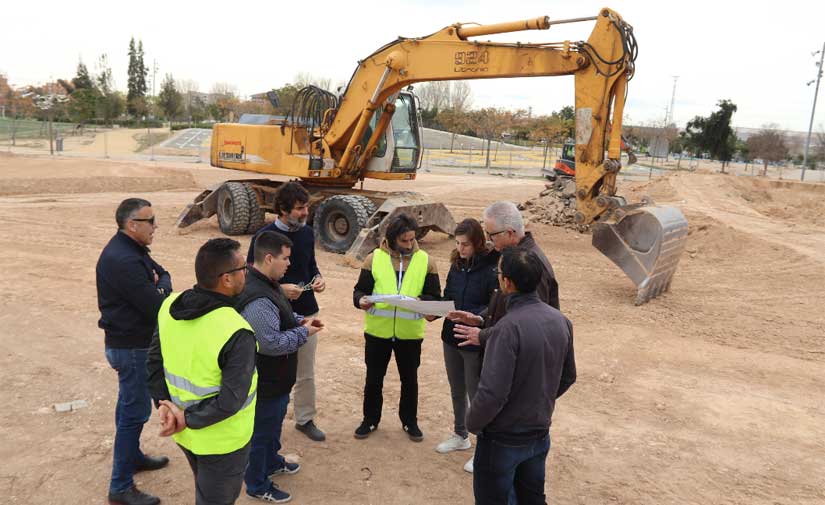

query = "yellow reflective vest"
[158,293,257,455]
[364,249,428,340]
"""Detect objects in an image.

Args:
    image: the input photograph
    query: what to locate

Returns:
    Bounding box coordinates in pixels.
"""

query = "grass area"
[0,117,83,140]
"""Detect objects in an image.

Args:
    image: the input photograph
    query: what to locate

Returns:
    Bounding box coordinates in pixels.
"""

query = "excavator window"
[390,93,421,172]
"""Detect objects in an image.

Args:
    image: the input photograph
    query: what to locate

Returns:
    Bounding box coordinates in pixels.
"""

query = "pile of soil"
[519,178,588,232]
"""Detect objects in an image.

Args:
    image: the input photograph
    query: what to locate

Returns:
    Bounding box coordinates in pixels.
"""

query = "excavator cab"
[363,92,423,174]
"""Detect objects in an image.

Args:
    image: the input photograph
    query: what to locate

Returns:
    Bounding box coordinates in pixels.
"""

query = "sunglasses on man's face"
[486,229,508,239]
[132,216,156,226]
[220,265,248,277]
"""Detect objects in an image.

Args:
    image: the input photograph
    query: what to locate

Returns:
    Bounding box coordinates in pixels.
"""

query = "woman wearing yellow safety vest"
[352,214,441,442]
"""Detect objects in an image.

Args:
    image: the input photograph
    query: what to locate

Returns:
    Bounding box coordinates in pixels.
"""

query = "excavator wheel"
[217,182,251,235]
[244,184,266,234]
[314,195,377,253]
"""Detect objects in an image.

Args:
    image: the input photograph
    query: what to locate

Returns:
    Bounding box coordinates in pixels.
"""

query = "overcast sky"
[2,0,824,132]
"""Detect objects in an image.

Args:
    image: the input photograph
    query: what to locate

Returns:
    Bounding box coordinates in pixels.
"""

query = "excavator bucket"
[591,205,688,305]
[343,194,456,266]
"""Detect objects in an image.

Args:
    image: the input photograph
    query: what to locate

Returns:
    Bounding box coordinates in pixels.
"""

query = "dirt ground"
[0,152,823,505]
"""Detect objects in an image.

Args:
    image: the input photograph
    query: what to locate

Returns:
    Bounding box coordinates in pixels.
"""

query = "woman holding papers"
[435,218,500,473]
[352,214,441,442]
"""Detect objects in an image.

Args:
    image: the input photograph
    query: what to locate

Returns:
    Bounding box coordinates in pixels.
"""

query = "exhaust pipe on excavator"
[591,204,688,305]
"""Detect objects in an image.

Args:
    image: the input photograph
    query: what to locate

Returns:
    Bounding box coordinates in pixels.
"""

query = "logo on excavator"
[454,50,489,73]
[219,144,245,162]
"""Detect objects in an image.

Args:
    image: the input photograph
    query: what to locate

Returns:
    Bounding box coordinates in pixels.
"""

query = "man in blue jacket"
[96,198,172,505]
[247,182,327,442]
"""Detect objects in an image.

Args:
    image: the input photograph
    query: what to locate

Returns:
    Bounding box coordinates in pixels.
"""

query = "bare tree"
[449,81,473,111]
[813,127,825,166]
[210,82,238,98]
[417,81,451,112]
[176,79,200,126]
[747,124,788,176]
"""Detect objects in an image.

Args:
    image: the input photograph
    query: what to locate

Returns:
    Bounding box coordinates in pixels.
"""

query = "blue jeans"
[244,393,290,495]
[105,347,153,494]
[473,433,551,505]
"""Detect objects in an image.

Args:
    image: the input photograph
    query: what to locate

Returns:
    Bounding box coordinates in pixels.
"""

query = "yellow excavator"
[175,8,688,304]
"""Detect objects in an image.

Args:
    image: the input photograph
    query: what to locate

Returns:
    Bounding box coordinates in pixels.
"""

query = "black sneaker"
[295,420,326,442]
[108,486,160,505]
[403,424,424,442]
[135,454,169,473]
[354,421,378,439]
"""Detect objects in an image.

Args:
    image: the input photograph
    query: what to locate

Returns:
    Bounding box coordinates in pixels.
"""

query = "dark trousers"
[244,393,290,495]
[473,433,551,505]
[179,442,250,505]
[362,334,422,426]
[442,341,482,438]
[105,347,153,494]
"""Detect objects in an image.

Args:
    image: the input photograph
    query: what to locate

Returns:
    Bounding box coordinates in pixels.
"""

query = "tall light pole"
[802,42,824,181]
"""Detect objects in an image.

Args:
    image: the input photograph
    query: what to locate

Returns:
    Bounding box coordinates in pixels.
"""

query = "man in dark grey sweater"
[461,247,576,505]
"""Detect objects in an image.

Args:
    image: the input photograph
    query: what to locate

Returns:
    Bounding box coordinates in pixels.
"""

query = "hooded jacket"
[147,286,257,429]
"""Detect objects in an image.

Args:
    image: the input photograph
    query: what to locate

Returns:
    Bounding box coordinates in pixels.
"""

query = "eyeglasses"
[297,274,321,292]
[486,229,508,239]
[132,216,156,226]
[220,265,248,277]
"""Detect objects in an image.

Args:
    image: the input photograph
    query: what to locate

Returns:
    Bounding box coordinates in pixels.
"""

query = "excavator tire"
[314,195,377,254]
[244,184,266,234]
[217,182,251,235]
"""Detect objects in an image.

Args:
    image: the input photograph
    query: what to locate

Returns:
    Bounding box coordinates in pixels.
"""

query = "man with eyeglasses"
[449,201,560,431]
[147,238,258,505]
[96,198,172,505]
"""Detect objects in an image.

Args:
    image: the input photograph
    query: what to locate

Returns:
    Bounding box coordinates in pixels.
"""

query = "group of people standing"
[96,181,576,505]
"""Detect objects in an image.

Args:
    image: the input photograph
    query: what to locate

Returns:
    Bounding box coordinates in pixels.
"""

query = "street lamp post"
[802,42,824,181]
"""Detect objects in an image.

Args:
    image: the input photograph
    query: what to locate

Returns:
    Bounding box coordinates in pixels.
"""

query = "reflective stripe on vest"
[163,367,257,409]
[367,307,424,320]
[158,292,258,455]
[364,249,428,339]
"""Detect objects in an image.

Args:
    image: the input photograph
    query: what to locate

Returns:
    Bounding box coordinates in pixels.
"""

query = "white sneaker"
[463,457,474,473]
[436,433,471,453]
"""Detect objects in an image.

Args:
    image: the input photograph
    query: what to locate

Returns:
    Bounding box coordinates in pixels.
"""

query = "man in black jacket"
[463,248,576,505]
[238,231,323,503]
[96,198,171,505]
[147,238,257,505]
[247,182,327,442]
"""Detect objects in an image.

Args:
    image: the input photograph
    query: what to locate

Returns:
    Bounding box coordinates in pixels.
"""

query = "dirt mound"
[726,177,825,226]
[623,173,680,202]
[682,211,745,260]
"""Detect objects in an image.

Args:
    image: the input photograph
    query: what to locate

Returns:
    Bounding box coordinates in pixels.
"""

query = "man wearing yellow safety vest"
[353,214,441,442]
[147,238,257,505]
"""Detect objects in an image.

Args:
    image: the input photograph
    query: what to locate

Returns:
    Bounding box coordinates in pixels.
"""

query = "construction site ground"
[0,152,823,505]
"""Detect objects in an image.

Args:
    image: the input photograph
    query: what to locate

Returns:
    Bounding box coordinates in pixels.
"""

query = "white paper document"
[366,295,456,317]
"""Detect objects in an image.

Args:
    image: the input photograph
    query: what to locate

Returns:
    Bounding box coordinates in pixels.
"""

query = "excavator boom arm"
[326,8,634,226]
